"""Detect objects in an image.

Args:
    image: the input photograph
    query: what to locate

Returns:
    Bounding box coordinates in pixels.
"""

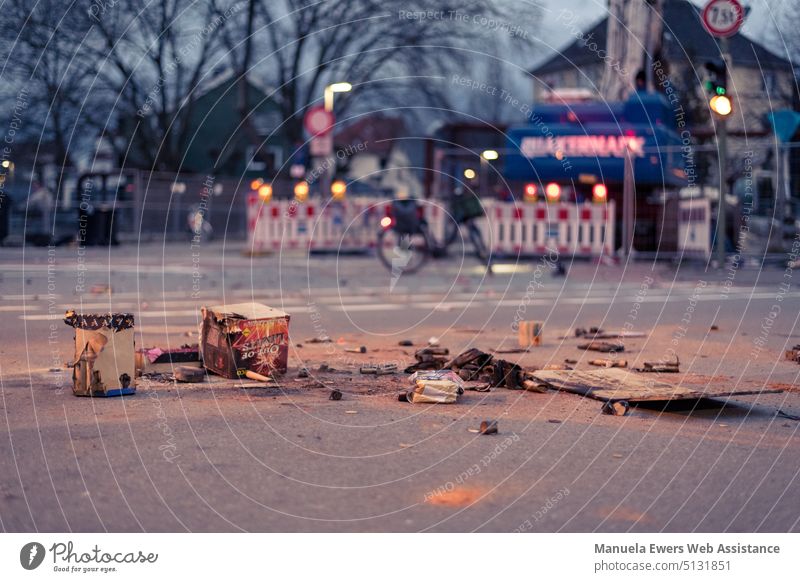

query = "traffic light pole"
[715,38,730,268]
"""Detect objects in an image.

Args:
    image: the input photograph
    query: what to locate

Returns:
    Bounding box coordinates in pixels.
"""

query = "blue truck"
[503,93,688,252]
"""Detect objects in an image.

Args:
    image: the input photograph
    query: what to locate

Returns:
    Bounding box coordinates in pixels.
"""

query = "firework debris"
[602,401,630,416]
[634,356,679,373]
[589,358,628,369]
[479,420,499,435]
[200,303,290,379]
[578,341,624,353]
[64,311,136,397]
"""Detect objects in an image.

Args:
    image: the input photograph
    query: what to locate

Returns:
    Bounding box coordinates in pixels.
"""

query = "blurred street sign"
[767,110,800,143]
[310,133,333,156]
[701,0,744,38]
[304,105,334,136]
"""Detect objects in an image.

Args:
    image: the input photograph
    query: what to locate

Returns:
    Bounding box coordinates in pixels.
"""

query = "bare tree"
[0,0,98,168]
[219,0,541,142]
[84,0,244,170]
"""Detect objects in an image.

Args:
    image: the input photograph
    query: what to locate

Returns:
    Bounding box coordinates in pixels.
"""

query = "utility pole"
[715,38,730,268]
[622,143,635,257]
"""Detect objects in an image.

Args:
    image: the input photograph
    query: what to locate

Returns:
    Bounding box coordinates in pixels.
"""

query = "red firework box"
[200,302,290,379]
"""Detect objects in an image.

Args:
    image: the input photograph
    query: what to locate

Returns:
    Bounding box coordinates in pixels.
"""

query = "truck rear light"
[592,183,607,202]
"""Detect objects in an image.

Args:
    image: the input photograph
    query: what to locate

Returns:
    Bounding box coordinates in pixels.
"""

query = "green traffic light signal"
[716,86,726,96]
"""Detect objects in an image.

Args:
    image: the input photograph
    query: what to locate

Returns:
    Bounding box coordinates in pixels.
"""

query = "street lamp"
[324,82,352,112]
[481,150,499,161]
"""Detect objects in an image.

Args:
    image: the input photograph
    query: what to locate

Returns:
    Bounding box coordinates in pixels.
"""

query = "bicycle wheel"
[376,228,431,275]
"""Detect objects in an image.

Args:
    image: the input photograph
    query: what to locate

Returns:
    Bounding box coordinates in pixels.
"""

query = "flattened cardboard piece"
[530,368,782,403]
[200,302,290,379]
[66,311,136,397]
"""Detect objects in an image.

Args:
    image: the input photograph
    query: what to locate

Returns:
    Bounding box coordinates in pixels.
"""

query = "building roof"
[531,0,792,77]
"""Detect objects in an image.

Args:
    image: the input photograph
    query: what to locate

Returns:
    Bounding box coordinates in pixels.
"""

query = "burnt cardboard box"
[64,311,136,397]
[200,303,290,379]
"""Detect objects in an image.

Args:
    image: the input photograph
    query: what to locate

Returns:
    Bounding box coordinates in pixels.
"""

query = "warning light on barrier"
[380,216,393,229]
[523,183,538,202]
[592,183,607,203]
[294,181,309,202]
[250,178,263,191]
[331,180,347,200]
[545,182,561,203]
[258,183,273,203]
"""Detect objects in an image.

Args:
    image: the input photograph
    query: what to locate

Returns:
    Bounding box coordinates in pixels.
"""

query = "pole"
[716,37,730,267]
[622,144,635,257]
[321,89,335,200]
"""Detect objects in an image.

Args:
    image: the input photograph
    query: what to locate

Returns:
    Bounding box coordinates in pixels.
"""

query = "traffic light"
[704,60,732,117]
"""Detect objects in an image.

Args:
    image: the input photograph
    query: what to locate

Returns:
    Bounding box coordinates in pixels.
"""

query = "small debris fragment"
[398,339,414,346]
[306,336,333,343]
[601,400,630,416]
[376,363,398,375]
[297,368,309,378]
[245,370,273,383]
[710,324,719,331]
[777,409,800,421]
[89,284,112,295]
[542,363,572,370]
[174,366,205,383]
[522,379,548,393]
[579,341,624,353]
[329,389,342,401]
[345,410,358,414]
[345,346,367,353]
[493,347,528,354]
[404,347,450,372]
[479,420,498,435]
[589,358,628,368]
[612,453,624,459]
[467,428,480,433]
[360,365,378,374]
[547,419,562,424]
[564,358,578,365]
[784,345,800,363]
[428,336,440,347]
[635,356,679,373]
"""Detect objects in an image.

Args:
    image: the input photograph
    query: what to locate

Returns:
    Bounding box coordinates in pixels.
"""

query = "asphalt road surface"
[1,242,798,532]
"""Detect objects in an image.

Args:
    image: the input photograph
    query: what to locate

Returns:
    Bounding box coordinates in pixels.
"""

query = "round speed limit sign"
[701,0,744,38]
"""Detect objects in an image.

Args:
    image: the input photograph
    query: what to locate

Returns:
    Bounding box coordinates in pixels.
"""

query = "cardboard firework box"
[64,311,136,397]
[200,303,290,379]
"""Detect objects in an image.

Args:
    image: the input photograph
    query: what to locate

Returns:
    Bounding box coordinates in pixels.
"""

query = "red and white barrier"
[477,200,615,257]
[247,194,615,257]
[677,198,711,258]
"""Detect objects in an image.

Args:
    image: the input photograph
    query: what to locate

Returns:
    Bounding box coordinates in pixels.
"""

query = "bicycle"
[376,196,492,276]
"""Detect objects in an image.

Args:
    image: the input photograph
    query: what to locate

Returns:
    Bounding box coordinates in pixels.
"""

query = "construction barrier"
[677,198,712,259]
[477,200,614,257]
[246,194,615,257]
